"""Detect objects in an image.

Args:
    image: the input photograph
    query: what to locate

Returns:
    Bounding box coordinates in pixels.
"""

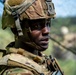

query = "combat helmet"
[2,0,56,50]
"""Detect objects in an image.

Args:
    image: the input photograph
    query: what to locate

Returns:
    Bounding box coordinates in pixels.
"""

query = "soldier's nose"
[42,26,50,35]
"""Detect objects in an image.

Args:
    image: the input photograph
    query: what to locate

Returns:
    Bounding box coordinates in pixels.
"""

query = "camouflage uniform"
[0,42,63,75]
[0,47,51,75]
[0,0,63,75]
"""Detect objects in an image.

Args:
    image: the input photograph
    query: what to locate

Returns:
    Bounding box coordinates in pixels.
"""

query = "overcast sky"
[0,0,76,17]
[53,0,76,17]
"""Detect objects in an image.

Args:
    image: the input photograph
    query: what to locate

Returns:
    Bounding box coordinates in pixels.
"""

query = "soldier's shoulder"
[0,52,34,75]
[0,53,42,74]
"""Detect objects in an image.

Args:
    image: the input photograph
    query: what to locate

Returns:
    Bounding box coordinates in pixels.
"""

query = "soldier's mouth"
[40,38,49,44]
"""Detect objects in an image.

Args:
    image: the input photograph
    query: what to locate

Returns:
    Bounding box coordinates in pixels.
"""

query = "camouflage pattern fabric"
[2,0,56,29]
[3,68,34,75]
[0,48,52,75]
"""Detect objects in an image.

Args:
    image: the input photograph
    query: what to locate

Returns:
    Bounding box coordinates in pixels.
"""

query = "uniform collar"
[6,46,46,64]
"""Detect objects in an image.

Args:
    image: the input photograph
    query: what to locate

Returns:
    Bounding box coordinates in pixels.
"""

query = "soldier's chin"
[39,44,48,51]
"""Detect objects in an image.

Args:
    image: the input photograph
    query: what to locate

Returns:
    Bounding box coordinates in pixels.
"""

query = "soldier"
[0,0,63,75]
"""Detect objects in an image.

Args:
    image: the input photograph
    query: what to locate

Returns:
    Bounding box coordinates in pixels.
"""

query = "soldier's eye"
[28,19,51,30]
[29,22,41,30]
[33,24,41,30]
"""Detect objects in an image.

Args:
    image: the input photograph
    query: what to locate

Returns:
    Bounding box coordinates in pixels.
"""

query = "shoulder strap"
[45,55,64,75]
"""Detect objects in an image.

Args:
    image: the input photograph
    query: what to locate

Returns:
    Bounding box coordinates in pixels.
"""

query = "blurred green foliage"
[59,60,76,75]
[0,16,76,75]
[51,17,76,34]
[0,16,14,49]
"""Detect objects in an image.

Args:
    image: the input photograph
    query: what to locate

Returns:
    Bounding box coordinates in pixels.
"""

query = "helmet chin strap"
[14,18,23,36]
[12,11,23,36]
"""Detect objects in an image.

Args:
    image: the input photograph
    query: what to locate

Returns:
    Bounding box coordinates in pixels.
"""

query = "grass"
[59,60,76,75]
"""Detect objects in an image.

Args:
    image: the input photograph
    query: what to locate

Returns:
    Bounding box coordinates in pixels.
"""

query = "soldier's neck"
[14,40,39,55]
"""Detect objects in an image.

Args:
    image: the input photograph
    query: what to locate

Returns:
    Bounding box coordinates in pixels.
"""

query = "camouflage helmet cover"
[2,0,56,29]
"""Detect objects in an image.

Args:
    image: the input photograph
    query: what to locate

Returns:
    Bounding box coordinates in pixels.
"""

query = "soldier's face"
[29,19,51,50]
